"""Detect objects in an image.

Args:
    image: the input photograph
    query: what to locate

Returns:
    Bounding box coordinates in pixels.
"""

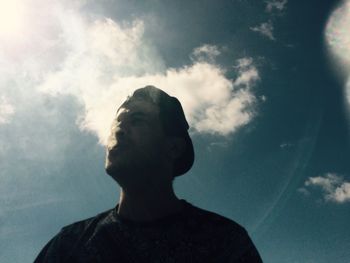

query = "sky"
[0,0,350,262]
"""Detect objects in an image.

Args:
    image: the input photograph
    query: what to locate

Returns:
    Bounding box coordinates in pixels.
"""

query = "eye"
[130,116,146,125]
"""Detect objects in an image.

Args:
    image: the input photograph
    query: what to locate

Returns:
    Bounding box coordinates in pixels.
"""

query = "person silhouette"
[34,85,262,262]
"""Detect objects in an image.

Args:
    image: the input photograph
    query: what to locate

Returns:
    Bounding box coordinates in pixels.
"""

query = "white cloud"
[1,0,260,146]
[265,0,288,13]
[40,56,259,143]
[0,96,15,124]
[250,21,275,41]
[303,173,350,203]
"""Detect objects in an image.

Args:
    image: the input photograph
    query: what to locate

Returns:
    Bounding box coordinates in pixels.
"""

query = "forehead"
[117,98,160,118]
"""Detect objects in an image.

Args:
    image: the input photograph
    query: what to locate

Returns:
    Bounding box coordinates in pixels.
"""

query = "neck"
[117,180,183,222]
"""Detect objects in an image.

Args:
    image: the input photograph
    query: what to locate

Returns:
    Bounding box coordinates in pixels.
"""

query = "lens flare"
[325,0,350,112]
[325,0,350,68]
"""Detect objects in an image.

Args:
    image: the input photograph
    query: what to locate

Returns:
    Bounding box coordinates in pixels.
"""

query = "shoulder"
[183,201,263,262]
[34,209,114,263]
[61,209,112,235]
[184,201,247,234]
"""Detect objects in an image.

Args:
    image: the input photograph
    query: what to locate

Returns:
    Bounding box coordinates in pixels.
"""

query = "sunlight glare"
[325,0,350,112]
[325,0,350,68]
[0,0,26,38]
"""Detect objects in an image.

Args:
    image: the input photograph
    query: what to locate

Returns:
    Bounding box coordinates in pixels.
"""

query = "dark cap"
[120,85,194,176]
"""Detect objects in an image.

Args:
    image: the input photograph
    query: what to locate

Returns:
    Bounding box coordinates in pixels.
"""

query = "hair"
[119,85,194,176]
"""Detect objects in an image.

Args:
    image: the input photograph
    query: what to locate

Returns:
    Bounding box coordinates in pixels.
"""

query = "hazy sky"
[1,0,350,262]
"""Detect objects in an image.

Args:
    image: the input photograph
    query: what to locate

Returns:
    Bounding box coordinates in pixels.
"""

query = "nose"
[114,119,132,141]
[107,121,126,149]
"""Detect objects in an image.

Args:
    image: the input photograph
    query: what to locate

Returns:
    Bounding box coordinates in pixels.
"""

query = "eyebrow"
[116,111,148,122]
[129,112,147,118]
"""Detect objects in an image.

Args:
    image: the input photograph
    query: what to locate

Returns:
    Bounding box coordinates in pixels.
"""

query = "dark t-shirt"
[34,200,262,262]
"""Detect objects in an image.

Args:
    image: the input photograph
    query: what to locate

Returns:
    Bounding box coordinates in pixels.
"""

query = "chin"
[105,161,121,176]
[105,162,129,182]
[105,166,123,186]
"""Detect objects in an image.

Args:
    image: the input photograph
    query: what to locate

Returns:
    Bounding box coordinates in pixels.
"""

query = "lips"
[109,145,123,154]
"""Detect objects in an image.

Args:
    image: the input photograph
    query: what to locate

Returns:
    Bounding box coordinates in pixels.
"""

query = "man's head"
[105,86,194,186]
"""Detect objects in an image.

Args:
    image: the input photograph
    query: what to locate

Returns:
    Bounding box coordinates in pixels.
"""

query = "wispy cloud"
[250,21,275,41]
[279,142,293,149]
[301,173,350,203]
[233,57,260,87]
[191,44,221,63]
[265,0,288,13]
[250,0,287,41]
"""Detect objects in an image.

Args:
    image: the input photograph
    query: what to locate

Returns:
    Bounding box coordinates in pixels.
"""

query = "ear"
[165,137,186,161]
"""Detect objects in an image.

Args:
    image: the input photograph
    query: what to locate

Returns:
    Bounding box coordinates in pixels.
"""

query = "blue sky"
[1,0,350,262]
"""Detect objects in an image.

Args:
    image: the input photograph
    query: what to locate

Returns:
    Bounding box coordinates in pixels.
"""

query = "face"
[105,99,169,186]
